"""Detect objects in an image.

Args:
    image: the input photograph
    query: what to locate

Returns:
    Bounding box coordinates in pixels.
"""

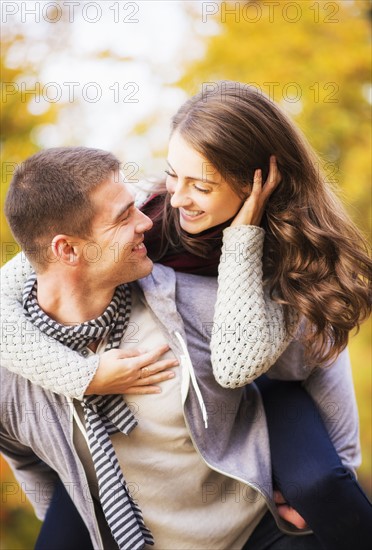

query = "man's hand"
[86,344,178,395]
[231,156,281,227]
[274,490,308,530]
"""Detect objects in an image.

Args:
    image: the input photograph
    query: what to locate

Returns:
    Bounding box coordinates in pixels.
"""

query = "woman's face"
[166,131,245,234]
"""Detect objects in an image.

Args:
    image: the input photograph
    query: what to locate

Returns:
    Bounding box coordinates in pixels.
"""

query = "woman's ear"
[51,235,81,266]
[241,184,252,201]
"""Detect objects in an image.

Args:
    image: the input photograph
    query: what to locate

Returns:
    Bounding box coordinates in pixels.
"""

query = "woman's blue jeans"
[34,478,93,550]
[254,376,372,550]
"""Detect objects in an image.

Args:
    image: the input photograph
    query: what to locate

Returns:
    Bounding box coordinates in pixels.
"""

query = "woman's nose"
[169,181,191,208]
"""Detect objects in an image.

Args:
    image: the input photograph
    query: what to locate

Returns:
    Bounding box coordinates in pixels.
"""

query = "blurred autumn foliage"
[178,0,371,236]
[1,1,371,548]
[1,12,70,258]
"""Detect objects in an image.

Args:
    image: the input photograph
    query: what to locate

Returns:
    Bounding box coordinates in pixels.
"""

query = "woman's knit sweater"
[0,226,297,399]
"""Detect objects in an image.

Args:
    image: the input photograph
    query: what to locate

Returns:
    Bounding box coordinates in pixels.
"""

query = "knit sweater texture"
[0,226,297,398]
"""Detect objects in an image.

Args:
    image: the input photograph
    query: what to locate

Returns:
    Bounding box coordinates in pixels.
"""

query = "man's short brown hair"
[5,146,120,271]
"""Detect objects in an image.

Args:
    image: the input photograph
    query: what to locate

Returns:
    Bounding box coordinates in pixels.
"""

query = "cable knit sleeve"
[211,225,299,388]
[0,253,99,400]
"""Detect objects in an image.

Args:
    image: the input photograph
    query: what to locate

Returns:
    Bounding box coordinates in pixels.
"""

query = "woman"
[140,81,372,546]
[2,81,371,549]
[149,81,371,375]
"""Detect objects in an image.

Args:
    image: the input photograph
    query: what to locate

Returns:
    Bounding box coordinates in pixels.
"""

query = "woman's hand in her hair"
[231,156,281,227]
[85,345,179,395]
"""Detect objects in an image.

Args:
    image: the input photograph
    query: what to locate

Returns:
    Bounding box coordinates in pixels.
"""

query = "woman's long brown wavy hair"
[158,81,371,366]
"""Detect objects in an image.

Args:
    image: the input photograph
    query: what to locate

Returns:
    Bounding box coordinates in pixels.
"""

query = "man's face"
[84,171,154,287]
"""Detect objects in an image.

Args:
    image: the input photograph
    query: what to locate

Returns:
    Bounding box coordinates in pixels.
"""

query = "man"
[1,147,361,549]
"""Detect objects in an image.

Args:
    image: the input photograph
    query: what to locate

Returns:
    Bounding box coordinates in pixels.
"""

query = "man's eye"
[121,209,132,222]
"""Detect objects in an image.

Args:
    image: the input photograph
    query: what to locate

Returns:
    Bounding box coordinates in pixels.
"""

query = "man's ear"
[51,235,81,266]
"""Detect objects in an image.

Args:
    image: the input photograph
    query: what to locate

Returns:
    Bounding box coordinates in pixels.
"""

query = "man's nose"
[135,209,153,233]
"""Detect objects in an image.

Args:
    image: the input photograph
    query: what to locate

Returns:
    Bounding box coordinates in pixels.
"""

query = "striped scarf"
[23,273,154,550]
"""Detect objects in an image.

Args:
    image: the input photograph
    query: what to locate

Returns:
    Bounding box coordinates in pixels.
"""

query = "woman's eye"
[165,170,177,178]
[194,185,211,194]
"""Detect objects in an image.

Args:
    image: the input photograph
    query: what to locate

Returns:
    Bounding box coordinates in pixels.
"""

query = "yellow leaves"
[179,0,371,225]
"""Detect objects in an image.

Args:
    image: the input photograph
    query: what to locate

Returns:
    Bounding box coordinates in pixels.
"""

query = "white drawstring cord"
[68,397,90,446]
[175,331,208,429]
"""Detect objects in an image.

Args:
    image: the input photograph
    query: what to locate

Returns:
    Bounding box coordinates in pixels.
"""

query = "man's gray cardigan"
[0,264,361,548]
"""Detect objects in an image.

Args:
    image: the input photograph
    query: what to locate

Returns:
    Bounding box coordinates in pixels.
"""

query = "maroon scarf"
[141,194,232,277]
